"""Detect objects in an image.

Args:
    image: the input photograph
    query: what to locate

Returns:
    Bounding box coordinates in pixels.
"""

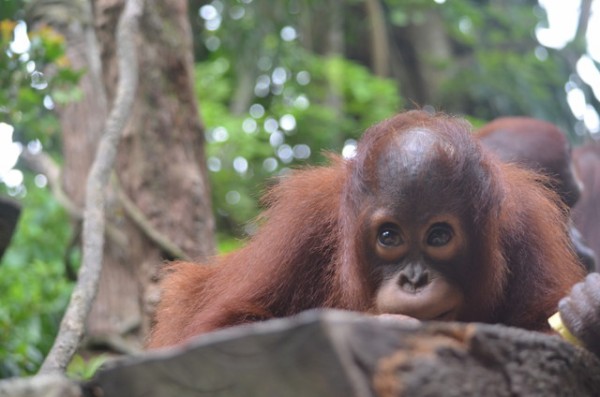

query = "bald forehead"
[377,128,458,181]
[369,134,452,213]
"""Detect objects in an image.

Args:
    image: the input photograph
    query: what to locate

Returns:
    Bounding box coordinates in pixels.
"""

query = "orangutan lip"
[431,310,453,321]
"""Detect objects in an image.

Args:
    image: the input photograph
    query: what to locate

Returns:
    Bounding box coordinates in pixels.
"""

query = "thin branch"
[21,149,187,260]
[39,0,144,374]
[365,0,391,77]
[575,0,593,43]
[19,149,128,249]
[114,177,189,260]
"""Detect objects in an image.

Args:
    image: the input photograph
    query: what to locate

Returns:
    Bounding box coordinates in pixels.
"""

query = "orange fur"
[147,111,585,349]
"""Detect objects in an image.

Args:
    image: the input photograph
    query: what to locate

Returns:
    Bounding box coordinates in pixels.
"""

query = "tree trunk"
[365,0,390,77]
[390,9,452,106]
[324,0,345,146]
[28,0,216,351]
[407,11,452,105]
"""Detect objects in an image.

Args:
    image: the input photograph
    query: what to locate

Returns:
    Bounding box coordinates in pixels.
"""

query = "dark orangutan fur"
[477,117,596,272]
[148,111,585,349]
[572,142,600,265]
[558,144,600,358]
[477,117,582,207]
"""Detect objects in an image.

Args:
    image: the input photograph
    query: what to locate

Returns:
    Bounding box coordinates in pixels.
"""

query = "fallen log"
[2,310,600,396]
[85,310,600,397]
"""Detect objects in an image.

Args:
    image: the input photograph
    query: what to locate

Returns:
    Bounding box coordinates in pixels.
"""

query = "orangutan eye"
[427,224,453,247]
[378,226,403,247]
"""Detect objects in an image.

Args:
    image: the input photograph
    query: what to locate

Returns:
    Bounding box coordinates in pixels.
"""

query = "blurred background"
[0,0,598,379]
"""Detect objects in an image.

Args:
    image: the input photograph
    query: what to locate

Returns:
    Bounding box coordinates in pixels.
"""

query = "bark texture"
[4,311,600,396]
[28,0,215,350]
[85,310,600,397]
[90,0,216,347]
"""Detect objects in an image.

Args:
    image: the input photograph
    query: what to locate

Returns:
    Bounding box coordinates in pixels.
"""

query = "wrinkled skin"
[559,273,600,356]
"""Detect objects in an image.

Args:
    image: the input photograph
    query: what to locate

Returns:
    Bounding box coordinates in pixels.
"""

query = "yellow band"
[548,312,581,346]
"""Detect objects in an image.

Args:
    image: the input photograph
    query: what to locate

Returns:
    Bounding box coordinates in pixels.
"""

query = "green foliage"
[196,51,402,238]
[0,177,73,378]
[445,49,567,120]
[0,14,83,377]
[0,18,79,377]
[0,20,82,149]
[437,0,572,127]
[67,354,109,380]
[387,0,439,27]
[193,0,402,239]
[0,0,24,21]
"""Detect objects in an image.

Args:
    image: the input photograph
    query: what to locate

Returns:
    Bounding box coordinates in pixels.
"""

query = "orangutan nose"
[398,265,429,293]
